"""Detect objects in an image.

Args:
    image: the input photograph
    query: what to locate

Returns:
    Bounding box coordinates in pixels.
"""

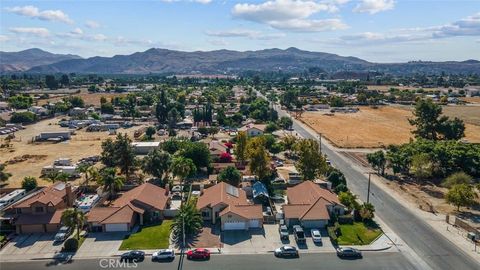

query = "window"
[34,207,44,213]
[202,211,209,217]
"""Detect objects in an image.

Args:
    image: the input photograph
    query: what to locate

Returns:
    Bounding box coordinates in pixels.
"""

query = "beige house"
[283,181,344,228]
[197,182,263,231]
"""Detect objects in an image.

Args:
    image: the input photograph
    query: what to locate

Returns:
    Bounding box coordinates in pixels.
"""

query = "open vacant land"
[37,92,127,107]
[442,105,480,126]
[300,106,480,148]
[0,117,145,188]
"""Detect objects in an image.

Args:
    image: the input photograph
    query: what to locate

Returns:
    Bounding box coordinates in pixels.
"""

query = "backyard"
[332,222,382,245]
[119,220,172,250]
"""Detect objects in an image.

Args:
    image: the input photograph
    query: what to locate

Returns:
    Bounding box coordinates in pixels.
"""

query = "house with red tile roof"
[86,183,170,232]
[282,181,344,228]
[3,182,77,234]
[197,182,263,231]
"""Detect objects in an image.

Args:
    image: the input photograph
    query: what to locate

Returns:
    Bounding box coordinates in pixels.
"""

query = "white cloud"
[205,29,286,39]
[232,0,345,32]
[5,5,74,24]
[85,20,101,29]
[9,27,51,37]
[353,0,395,14]
[0,35,10,42]
[331,12,480,46]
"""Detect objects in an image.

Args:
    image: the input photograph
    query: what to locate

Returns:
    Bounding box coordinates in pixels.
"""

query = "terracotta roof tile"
[112,183,168,211]
[219,204,262,220]
[287,181,339,205]
[15,210,64,225]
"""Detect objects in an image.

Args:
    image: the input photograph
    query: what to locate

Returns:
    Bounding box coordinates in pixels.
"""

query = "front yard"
[330,221,382,245]
[119,220,172,250]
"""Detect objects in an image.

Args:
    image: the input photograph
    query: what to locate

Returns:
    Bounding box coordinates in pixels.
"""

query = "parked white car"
[152,249,175,261]
[311,229,322,244]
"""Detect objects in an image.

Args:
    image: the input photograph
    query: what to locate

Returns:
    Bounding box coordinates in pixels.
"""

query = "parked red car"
[186,248,211,260]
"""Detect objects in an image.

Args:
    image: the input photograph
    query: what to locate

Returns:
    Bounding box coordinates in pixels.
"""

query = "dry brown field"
[300,106,480,148]
[37,92,127,107]
[366,85,454,92]
[0,117,145,188]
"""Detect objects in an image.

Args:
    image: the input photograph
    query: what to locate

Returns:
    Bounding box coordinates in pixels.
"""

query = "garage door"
[105,223,129,232]
[223,221,246,230]
[20,224,45,233]
[249,219,261,228]
[301,220,327,229]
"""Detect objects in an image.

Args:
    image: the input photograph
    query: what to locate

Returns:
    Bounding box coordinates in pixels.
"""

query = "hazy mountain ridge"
[2,48,479,75]
[0,48,82,73]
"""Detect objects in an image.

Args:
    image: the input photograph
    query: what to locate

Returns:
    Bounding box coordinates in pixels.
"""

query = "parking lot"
[0,233,63,259]
[221,224,334,254]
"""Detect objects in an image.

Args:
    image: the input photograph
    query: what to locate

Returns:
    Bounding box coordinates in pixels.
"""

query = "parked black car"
[336,247,362,258]
[293,225,306,243]
[120,251,145,262]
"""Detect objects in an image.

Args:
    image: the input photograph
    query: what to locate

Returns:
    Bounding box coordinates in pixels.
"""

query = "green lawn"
[119,220,173,250]
[336,222,382,245]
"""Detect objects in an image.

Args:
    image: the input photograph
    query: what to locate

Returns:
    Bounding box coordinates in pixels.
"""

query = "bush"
[10,112,37,124]
[63,238,79,252]
[327,222,341,244]
[338,215,354,225]
[21,176,37,192]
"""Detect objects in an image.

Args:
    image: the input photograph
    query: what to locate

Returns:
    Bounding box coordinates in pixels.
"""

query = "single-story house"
[282,181,344,229]
[197,182,263,231]
[131,141,161,155]
[239,124,266,137]
[86,183,170,232]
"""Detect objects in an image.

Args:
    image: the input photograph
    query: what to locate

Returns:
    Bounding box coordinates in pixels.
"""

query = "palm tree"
[99,167,124,200]
[46,171,70,183]
[171,200,202,248]
[76,163,90,187]
[86,166,100,187]
[61,208,86,240]
[171,156,196,184]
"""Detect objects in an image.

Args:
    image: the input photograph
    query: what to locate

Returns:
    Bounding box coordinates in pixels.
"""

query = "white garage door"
[105,223,129,232]
[249,219,261,228]
[223,221,246,230]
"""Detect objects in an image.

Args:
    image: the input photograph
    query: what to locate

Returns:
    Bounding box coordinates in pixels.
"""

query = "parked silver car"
[152,249,175,261]
[274,246,299,258]
[54,226,72,242]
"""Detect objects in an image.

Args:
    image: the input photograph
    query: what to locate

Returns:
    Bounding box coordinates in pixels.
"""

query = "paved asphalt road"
[266,96,479,270]
[1,253,416,270]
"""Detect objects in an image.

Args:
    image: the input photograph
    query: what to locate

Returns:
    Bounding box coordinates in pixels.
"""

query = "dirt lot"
[37,92,127,107]
[442,105,480,126]
[0,117,145,188]
[366,85,457,93]
[461,96,480,104]
[300,106,480,148]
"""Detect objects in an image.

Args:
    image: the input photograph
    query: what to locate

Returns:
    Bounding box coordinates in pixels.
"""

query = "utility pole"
[367,172,371,204]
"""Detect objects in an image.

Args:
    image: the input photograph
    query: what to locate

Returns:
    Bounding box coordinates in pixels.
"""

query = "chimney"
[165,184,170,196]
[65,183,74,207]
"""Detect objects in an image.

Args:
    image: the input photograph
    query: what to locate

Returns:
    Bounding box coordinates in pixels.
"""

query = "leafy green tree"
[8,95,33,109]
[86,166,100,187]
[100,138,116,167]
[67,96,85,108]
[282,135,297,156]
[442,172,473,188]
[218,166,241,186]
[278,116,293,130]
[235,131,248,165]
[76,163,90,187]
[45,171,70,183]
[113,133,137,178]
[156,89,169,124]
[142,149,171,185]
[0,164,11,183]
[329,96,345,107]
[367,150,387,176]
[327,168,347,190]
[99,167,125,200]
[338,191,360,211]
[45,75,58,89]
[409,99,443,140]
[21,176,37,191]
[445,184,478,211]
[61,208,86,240]
[439,117,465,140]
[295,139,327,180]
[171,200,202,247]
[246,136,270,180]
[145,126,156,140]
[265,122,279,133]
[409,153,433,181]
[10,112,37,123]
[180,142,211,169]
[100,102,114,114]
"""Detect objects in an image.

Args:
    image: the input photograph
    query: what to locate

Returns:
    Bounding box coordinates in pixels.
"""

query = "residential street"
[259,92,480,270]
[1,253,416,270]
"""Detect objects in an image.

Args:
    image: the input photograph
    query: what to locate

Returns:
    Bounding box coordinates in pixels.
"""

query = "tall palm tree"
[171,156,196,185]
[99,167,124,200]
[76,163,90,187]
[171,200,202,248]
[61,208,86,240]
[46,171,70,183]
[86,166,100,187]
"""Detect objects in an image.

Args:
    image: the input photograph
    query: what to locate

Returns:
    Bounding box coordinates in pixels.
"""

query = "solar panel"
[226,185,238,197]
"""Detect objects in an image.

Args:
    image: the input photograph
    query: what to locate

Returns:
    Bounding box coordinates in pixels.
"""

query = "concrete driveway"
[0,233,63,260]
[75,232,126,258]
[221,224,335,254]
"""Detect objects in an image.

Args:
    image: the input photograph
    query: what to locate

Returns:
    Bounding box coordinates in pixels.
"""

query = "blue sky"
[1,0,479,62]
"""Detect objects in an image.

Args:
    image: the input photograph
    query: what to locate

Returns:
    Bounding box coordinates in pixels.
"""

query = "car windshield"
[58,228,69,233]
[297,232,305,238]
[312,231,320,237]
[280,227,288,232]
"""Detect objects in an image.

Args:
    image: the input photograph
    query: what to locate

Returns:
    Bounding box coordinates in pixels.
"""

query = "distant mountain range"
[0,48,82,73]
[1,47,479,75]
